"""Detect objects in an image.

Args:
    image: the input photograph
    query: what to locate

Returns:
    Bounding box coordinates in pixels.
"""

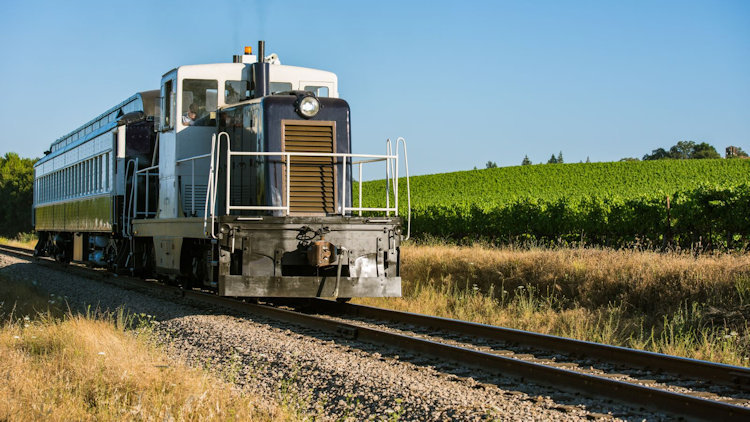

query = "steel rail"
[314,299,750,391]
[184,293,750,422]
[0,244,36,255]
[1,244,749,421]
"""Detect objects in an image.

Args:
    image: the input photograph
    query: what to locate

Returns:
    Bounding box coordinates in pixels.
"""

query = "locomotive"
[33,42,410,299]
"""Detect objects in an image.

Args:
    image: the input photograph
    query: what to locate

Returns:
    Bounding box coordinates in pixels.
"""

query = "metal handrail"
[204,133,411,238]
[205,132,231,239]
[227,151,397,159]
[386,139,392,216]
[135,165,159,173]
[352,157,390,216]
[123,158,137,237]
[397,137,411,240]
[224,150,399,216]
[121,134,410,240]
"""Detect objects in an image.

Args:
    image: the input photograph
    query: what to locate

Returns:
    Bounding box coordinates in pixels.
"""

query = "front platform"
[220,275,401,297]
[132,215,403,298]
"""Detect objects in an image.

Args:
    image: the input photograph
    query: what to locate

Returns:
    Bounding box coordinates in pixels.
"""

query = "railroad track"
[2,243,750,421]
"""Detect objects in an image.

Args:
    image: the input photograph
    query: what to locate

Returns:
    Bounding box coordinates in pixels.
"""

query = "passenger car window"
[304,85,329,97]
[182,79,218,126]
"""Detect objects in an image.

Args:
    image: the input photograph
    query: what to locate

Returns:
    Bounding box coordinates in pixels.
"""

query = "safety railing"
[123,158,159,238]
[204,132,411,239]
[176,153,212,217]
[130,156,211,224]
[133,163,159,220]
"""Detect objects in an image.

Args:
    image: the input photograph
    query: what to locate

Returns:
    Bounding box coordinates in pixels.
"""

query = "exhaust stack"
[251,40,269,98]
[257,40,265,63]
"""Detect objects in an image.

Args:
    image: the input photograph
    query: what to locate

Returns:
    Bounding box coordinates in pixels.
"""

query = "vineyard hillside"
[358,159,750,208]
[355,158,750,247]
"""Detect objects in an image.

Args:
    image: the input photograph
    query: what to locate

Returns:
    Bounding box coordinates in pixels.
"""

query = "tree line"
[0,153,37,237]
[505,141,747,168]
[622,142,747,162]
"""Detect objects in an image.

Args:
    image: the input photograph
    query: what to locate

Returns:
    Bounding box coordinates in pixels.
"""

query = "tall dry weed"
[400,245,750,317]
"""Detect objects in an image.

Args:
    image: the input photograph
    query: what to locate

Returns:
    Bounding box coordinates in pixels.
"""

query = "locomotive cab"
[154,48,339,221]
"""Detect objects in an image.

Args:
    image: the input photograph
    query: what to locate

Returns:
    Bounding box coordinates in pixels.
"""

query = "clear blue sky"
[1,0,748,176]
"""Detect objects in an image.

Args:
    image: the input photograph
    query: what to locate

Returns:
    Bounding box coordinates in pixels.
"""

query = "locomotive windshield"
[303,85,329,97]
[270,82,292,94]
[225,80,249,104]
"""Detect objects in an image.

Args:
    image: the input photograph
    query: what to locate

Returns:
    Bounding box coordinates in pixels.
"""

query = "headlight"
[297,96,320,118]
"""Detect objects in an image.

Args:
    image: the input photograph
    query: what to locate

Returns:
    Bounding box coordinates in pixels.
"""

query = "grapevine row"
[356,159,750,248]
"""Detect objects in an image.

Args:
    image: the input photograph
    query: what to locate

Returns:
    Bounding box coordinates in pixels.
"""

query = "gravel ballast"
[308,309,750,407]
[0,253,658,420]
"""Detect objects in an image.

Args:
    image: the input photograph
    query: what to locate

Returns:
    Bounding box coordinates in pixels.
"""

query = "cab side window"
[182,79,218,126]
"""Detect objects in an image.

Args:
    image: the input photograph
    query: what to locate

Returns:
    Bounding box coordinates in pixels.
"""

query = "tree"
[643,148,670,160]
[521,155,532,166]
[669,141,696,160]
[0,153,37,237]
[690,142,720,159]
[644,141,722,160]
[619,157,639,162]
[557,151,564,164]
[485,161,498,169]
[547,154,557,164]
[585,156,590,163]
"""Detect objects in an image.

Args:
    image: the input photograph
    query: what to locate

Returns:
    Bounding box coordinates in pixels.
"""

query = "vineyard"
[355,159,750,248]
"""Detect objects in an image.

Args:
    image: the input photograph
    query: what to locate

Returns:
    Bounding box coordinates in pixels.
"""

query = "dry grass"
[0,316,294,421]
[0,232,37,250]
[356,244,750,366]
[399,244,750,313]
[0,277,296,421]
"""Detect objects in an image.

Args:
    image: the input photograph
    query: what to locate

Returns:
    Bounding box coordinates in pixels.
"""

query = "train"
[32,41,410,299]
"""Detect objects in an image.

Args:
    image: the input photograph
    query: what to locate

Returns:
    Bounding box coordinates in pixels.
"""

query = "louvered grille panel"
[182,184,208,216]
[283,121,336,215]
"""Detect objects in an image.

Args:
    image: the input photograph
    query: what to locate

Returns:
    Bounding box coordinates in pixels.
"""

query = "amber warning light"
[244,46,252,54]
